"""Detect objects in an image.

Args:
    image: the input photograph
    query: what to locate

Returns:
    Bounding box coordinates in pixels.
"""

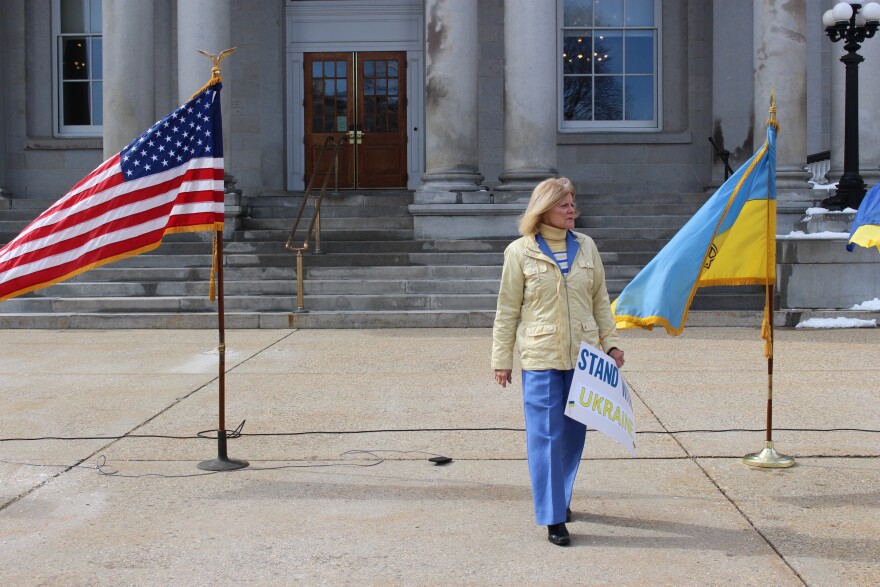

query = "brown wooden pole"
[217,228,226,438]
[766,358,773,443]
[198,227,248,471]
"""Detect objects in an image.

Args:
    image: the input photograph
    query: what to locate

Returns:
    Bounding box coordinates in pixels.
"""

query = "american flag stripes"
[0,78,225,302]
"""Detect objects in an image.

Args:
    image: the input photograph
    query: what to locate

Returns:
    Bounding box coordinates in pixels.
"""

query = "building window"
[559,0,659,130]
[53,0,103,136]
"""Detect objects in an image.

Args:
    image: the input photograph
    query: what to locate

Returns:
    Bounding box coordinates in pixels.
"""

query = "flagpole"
[743,91,794,469]
[196,51,247,472]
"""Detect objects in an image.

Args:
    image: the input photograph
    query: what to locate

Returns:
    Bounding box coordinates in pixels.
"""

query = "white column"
[0,10,7,194]
[496,0,558,197]
[153,0,173,117]
[102,0,155,158]
[177,0,232,167]
[831,35,880,187]
[754,0,810,189]
[419,0,483,196]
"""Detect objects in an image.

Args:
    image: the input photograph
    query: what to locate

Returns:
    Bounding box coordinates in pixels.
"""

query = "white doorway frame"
[285,0,425,190]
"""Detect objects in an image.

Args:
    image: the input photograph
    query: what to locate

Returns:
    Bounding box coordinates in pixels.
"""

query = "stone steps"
[578,215,698,229]
[0,210,43,221]
[29,276,757,299]
[2,293,500,313]
[249,216,414,230]
[24,278,506,298]
[0,189,768,328]
[0,308,804,330]
[580,193,711,206]
[97,249,658,272]
[239,228,416,242]
[246,191,414,207]
[248,226,689,241]
[248,204,412,219]
[117,238,515,255]
[0,290,767,314]
[579,202,709,216]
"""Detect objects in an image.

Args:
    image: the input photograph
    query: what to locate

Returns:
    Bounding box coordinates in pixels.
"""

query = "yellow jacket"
[492,231,621,370]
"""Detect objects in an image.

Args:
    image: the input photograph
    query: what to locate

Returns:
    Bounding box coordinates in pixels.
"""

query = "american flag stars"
[119,88,221,182]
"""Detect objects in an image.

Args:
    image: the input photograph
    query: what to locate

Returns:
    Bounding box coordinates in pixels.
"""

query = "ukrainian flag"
[611,118,777,340]
[847,183,880,252]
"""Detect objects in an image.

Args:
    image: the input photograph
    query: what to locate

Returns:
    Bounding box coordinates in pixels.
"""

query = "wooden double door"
[305,51,408,189]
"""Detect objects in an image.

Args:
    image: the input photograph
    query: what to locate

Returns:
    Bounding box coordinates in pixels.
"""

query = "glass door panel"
[304,53,354,189]
[355,52,407,188]
[304,51,407,189]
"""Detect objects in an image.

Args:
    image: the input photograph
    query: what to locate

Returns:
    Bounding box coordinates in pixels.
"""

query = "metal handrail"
[708,137,734,181]
[285,134,348,313]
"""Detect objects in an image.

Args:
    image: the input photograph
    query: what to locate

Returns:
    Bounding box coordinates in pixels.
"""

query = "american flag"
[0,78,225,302]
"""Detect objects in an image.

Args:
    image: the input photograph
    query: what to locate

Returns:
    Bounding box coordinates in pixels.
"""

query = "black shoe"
[547,523,570,546]
[566,508,572,523]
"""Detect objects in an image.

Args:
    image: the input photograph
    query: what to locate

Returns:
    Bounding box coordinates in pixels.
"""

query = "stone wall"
[778,237,880,309]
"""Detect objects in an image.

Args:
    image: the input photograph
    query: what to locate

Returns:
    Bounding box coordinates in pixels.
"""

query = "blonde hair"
[518,177,577,236]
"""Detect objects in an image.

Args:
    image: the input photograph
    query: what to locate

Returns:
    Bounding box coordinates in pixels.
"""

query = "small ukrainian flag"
[848,183,880,252]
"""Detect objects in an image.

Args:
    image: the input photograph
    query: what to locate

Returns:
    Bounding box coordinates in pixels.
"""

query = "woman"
[492,177,624,546]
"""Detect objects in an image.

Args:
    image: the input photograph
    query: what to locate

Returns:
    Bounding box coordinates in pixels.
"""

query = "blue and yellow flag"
[611,118,777,344]
[847,183,880,252]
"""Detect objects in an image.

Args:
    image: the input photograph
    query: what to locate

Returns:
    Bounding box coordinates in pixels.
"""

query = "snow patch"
[779,230,850,240]
[850,298,880,311]
[795,317,877,329]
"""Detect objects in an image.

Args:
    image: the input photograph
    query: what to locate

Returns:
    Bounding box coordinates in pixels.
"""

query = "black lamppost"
[821,1,880,210]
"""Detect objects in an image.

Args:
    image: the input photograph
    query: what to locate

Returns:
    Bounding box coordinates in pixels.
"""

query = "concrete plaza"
[0,326,878,586]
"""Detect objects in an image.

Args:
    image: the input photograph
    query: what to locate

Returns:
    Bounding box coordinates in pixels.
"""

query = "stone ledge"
[408,204,524,216]
[23,137,103,150]
[556,128,692,144]
[777,237,880,309]
[792,210,855,234]
[413,189,491,204]
[409,204,525,239]
[777,237,874,264]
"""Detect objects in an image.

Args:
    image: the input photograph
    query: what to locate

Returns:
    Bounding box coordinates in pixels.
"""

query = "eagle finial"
[197,47,238,78]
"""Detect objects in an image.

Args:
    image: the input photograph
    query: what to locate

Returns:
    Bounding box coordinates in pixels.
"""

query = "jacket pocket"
[523,260,552,298]
[523,260,547,276]
[519,322,558,366]
[526,322,557,336]
[579,321,600,346]
[572,255,594,287]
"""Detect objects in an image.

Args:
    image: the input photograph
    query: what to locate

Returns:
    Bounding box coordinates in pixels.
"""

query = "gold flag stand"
[743,92,794,469]
[195,48,248,472]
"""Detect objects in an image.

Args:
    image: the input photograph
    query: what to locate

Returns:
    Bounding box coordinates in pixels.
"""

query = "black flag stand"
[197,227,249,472]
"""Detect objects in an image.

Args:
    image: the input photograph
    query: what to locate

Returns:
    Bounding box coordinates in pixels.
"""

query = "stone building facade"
[1,0,879,234]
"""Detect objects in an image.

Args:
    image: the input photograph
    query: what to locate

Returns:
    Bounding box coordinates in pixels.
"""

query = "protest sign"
[565,341,636,456]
